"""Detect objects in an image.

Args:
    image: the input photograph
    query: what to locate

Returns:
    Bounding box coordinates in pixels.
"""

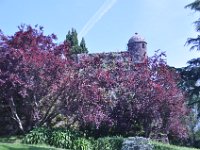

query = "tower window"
[142,43,145,48]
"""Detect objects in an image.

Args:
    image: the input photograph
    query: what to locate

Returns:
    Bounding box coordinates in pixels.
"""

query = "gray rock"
[121,137,153,150]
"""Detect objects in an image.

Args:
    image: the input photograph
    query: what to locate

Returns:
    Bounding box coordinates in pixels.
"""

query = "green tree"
[185,0,200,51]
[178,58,200,109]
[80,38,88,53]
[185,0,200,12]
[71,28,78,46]
[71,45,84,54]
[182,1,200,108]
[66,31,72,44]
[66,28,78,47]
[66,28,88,54]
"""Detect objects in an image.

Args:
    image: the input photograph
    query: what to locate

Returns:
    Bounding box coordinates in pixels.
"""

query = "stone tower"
[127,33,147,63]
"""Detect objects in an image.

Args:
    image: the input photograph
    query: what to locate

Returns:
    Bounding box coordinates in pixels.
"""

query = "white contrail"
[78,0,117,39]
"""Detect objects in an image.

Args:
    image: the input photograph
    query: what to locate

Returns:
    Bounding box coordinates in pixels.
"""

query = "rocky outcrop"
[121,137,153,150]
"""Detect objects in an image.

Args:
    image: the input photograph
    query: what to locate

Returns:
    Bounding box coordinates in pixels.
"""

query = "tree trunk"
[9,96,24,133]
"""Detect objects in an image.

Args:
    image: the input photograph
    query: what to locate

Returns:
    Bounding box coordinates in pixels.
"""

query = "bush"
[73,137,93,150]
[94,136,124,150]
[23,127,82,149]
[47,129,73,149]
[22,127,48,144]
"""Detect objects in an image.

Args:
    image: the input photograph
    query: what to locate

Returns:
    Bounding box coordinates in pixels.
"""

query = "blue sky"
[0,0,199,67]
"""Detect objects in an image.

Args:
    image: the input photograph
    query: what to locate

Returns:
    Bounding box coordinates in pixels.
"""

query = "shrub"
[22,127,48,144]
[94,136,124,150]
[73,137,93,150]
[23,127,82,149]
[23,128,126,150]
[47,129,73,149]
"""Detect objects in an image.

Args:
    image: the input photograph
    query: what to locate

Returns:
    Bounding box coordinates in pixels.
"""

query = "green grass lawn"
[0,136,23,144]
[1,135,200,150]
[1,142,200,150]
[152,141,200,150]
[0,143,64,150]
[0,136,65,150]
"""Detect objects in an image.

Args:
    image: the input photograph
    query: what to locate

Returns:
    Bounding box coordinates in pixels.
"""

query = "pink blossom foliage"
[0,25,188,138]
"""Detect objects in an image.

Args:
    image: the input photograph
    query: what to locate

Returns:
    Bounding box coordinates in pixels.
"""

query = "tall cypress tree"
[66,31,71,44]
[66,28,88,54]
[71,28,78,46]
[80,38,88,53]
